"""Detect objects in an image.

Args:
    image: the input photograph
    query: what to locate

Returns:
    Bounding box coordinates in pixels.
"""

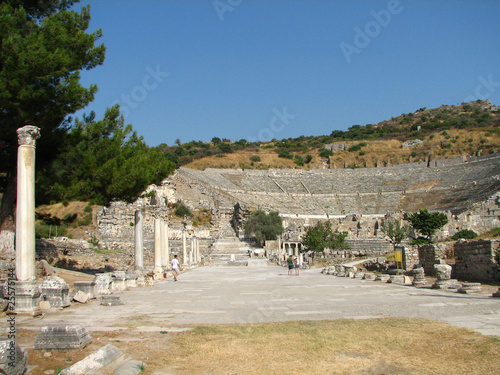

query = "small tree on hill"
[244,210,283,246]
[407,209,448,244]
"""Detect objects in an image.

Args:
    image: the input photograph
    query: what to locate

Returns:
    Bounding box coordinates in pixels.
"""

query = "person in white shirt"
[171,254,180,281]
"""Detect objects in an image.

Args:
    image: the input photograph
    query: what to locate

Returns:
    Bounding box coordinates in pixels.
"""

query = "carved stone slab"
[34,324,92,350]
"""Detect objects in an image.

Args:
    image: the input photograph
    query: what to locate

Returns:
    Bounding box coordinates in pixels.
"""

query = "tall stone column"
[196,237,200,264]
[134,210,144,271]
[12,126,41,315]
[153,218,163,278]
[182,230,187,265]
[191,237,196,264]
[16,126,40,282]
[164,221,170,267]
[160,218,167,268]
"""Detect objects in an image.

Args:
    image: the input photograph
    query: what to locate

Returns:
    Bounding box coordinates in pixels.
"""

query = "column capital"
[17,125,41,146]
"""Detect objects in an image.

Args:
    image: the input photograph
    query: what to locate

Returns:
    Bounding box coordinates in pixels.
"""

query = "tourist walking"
[294,257,300,276]
[287,254,294,275]
[171,254,180,281]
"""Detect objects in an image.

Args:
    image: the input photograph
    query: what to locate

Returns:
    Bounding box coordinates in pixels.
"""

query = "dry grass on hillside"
[185,129,499,170]
[35,201,101,239]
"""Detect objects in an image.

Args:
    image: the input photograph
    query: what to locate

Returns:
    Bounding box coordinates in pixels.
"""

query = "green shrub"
[294,155,305,166]
[305,154,313,164]
[174,203,192,218]
[278,149,293,159]
[347,144,362,152]
[249,155,261,162]
[319,149,333,158]
[451,229,478,240]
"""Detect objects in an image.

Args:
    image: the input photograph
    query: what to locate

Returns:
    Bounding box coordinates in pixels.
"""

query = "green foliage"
[249,155,261,162]
[218,142,233,153]
[319,149,333,158]
[301,221,349,253]
[244,210,283,245]
[36,106,176,205]
[0,0,106,227]
[174,203,192,218]
[407,209,448,243]
[380,219,408,245]
[211,137,222,145]
[305,154,313,164]
[294,155,305,166]
[347,144,362,152]
[451,229,478,240]
[278,149,293,159]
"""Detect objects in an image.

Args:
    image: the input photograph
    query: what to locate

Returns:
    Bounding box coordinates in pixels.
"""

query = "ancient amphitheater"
[97,152,500,257]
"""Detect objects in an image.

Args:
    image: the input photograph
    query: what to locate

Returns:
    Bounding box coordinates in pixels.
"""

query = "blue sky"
[75,0,500,147]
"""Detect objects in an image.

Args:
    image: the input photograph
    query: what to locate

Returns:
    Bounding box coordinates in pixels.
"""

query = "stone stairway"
[209,237,263,263]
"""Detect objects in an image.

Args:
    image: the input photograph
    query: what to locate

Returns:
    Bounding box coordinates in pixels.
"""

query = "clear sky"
[75,0,500,147]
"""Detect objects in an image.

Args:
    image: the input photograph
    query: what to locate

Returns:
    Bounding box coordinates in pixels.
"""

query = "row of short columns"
[134,213,201,279]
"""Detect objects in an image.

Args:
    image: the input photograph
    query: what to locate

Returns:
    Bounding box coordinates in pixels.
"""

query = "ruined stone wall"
[454,239,500,281]
[418,244,448,276]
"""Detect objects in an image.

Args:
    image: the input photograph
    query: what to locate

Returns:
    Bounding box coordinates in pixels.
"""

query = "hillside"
[156,100,500,170]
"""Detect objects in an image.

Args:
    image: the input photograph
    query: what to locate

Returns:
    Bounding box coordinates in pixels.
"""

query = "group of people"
[287,254,300,276]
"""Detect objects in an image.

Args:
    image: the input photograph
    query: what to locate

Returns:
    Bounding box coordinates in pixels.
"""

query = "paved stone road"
[13,263,500,336]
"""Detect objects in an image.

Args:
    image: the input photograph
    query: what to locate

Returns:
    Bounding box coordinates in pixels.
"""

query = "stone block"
[363,273,376,280]
[0,337,28,375]
[59,344,122,375]
[73,281,96,299]
[101,295,124,306]
[125,271,139,288]
[6,280,42,316]
[39,301,51,310]
[458,283,482,294]
[34,324,92,350]
[375,274,390,282]
[73,291,89,304]
[432,279,461,290]
[94,273,112,295]
[40,276,70,308]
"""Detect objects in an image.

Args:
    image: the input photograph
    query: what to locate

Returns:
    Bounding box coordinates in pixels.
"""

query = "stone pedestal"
[111,271,127,292]
[73,281,96,299]
[136,274,146,287]
[432,264,461,289]
[388,275,405,284]
[0,337,28,375]
[458,283,482,294]
[125,271,138,288]
[93,273,112,295]
[7,280,41,316]
[34,324,92,350]
[101,295,124,306]
[40,276,70,308]
[412,267,428,287]
[375,274,390,282]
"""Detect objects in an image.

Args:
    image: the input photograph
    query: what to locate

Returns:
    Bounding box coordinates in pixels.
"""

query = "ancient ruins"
[2,126,500,374]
